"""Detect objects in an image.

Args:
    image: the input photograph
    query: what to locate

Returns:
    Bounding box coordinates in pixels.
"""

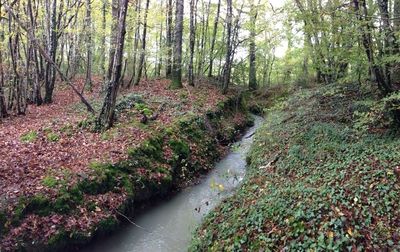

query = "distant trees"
[134,0,150,86]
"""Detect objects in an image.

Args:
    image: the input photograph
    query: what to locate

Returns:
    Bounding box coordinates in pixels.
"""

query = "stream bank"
[80,115,264,252]
[0,93,253,251]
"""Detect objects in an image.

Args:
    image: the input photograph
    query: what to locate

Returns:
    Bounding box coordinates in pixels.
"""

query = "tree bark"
[44,0,58,104]
[189,0,197,86]
[222,0,233,94]
[97,0,129,129]
[248,0,258,91]
[134,0,150,86]
[107,0,120,81]
[166,0,173,77]
[84,0,93,92]
[171,0,184,89]
[3,3,94,114]
[208,0,221,77]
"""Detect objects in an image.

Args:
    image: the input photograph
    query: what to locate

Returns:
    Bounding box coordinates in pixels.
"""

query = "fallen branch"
[4,4,95,114]
[246,132,256,139]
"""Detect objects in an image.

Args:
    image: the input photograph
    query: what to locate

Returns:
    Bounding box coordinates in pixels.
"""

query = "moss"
[12,198,27,225]
[54,186,83,214]
[26,194,52,216]
[169,139,190,158]
[96,217,119,236]
[127,136,164,167]
[81,162,135,196]
[47,230,68,249]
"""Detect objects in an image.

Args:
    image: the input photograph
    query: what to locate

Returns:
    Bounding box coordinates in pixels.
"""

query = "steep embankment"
[0,80,253,251]
[191,84,400,251]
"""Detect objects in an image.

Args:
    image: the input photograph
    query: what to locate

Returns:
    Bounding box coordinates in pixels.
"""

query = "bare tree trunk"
[97,0,129,129]
[166,0,173,78]
[0,28,7,118]
[208,0,221,77]
[84,0,93,91]
[171,0,184,88]
[248,0,258,91]
[189,0,197,86]
[134,0,150,86]
[197,0,210,76]
[101,0,107,83]
[157,1,164,77]
[4,3,95,114]
[107,0,120,81]
[222,0,233,94]
[44,0,58,104]
[128,0,141,87]
[27,0,43,105]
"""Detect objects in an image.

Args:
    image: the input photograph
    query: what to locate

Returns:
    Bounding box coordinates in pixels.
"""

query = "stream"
[81,115,264,252]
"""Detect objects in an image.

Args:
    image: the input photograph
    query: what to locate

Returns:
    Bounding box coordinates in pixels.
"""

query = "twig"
[114,210,151,233]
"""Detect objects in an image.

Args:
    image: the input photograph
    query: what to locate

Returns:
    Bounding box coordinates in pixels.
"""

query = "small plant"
[47,132,60,142]
[42,175,58,188]
[20,131,38,143]
[135,102,153,116]
[60,123,74,136]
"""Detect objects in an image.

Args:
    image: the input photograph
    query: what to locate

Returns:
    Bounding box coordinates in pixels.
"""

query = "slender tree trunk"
[171,0,184,88]
[248,0,258,91]
[27,0,43,105]
[44,0,58,104]
[128,0,141,87]
[101,0,107,83]
[98,0,129,129]
[166,0,173,77]
[157,1,164,77]
[4,3,95,114]
[0,32,7,118]
[107,0,120,81]
[222,0,233,94]
[134,0,150,86]
[189,0,197,86]
[84,0,93,91]
[208,0,221,77]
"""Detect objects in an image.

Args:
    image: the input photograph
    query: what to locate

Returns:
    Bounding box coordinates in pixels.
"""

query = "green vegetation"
[20,131,38,143]
[46,132,60,142]
[191,84,400,250]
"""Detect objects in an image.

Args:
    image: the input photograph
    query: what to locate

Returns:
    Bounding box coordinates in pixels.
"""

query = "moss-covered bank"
[0,94,253,251]
[191,84,400,251]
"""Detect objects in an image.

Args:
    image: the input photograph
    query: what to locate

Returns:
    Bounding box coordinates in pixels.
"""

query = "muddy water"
[82,115,264,252]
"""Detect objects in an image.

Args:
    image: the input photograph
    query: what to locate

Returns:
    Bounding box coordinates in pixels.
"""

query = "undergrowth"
[191,83,400,251]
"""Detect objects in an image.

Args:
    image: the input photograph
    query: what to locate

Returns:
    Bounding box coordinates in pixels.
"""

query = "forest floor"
[0,77,248,250]
[191,83,400,250]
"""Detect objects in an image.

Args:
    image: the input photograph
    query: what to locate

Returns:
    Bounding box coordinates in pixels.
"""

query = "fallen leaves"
[0,77,230,250]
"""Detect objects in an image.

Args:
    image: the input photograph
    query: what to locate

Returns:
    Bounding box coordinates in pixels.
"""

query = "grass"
[190,83,400,251]
[20,130,38,143]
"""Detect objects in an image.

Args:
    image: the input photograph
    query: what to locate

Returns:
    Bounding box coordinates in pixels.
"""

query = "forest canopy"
[0,0,400,126]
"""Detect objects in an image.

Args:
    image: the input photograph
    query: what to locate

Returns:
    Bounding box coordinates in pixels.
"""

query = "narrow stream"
[82,115,264,252]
